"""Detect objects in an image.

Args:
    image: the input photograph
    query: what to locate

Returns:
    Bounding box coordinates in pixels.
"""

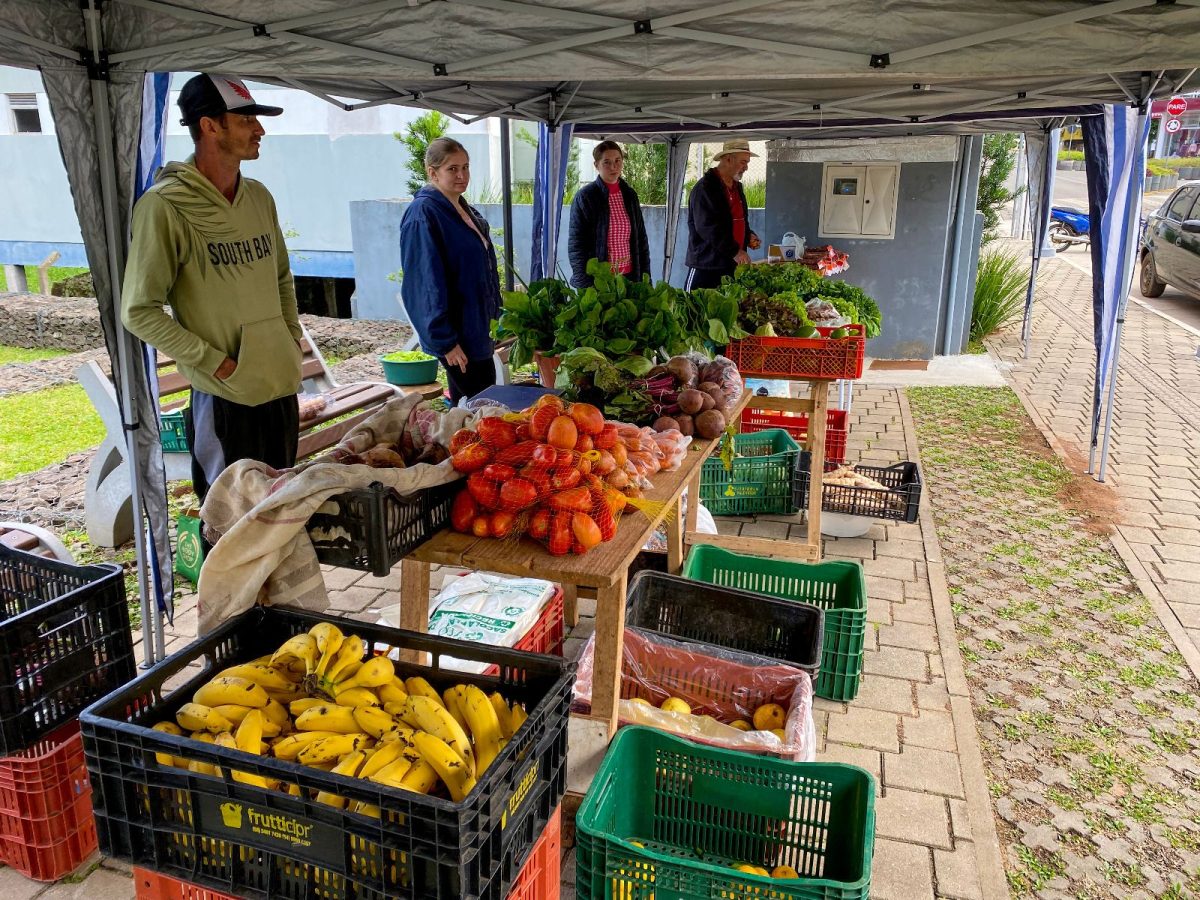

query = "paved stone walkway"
[989,256,1200,677]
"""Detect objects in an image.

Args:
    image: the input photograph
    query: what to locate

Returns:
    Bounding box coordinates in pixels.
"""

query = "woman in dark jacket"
[400,137,502,404]
[568,140,652,288]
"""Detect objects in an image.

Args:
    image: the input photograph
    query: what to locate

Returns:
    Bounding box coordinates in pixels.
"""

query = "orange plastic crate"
[0,721,97,881]
[739,408,849,463]
[728,323,866,380]
[133,806,562,900]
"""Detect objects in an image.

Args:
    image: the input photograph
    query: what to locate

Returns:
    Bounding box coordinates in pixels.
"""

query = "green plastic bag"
[175,512,205,585]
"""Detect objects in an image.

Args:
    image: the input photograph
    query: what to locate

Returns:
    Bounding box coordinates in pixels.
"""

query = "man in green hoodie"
[122,74,301,501]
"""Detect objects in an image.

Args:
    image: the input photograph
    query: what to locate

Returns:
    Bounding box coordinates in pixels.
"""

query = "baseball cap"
[178,74,283,126]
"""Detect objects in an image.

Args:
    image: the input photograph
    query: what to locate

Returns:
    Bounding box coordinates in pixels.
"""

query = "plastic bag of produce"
[572,626,815,761]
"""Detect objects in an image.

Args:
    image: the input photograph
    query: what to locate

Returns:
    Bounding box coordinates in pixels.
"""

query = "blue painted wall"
[348,199,767,321]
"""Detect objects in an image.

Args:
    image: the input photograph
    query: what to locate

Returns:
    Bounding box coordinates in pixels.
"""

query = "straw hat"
[712,139,758,161]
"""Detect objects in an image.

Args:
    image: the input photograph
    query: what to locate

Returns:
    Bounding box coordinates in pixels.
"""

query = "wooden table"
[401,390,751,741]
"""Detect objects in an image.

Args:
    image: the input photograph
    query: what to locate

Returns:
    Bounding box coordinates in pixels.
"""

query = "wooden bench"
[77,323,443,547]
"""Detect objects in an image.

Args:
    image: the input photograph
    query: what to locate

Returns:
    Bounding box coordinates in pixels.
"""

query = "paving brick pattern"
[989,256,1200,661]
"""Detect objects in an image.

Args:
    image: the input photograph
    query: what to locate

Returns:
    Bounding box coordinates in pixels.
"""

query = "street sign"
[1166,96,1188,117]
[1166,118,1183,134]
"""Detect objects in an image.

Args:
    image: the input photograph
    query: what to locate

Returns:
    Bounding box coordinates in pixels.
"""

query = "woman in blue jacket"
[400,137,502,403]
[568,141,651,288]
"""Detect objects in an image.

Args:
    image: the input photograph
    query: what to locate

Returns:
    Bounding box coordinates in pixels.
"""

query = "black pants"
[442,357,497,405]
[184,389,300,503]
[684,265,734,290]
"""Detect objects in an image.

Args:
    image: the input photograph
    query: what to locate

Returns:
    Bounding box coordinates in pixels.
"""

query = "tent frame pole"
[82,0,162,665]
[500,117,515,291]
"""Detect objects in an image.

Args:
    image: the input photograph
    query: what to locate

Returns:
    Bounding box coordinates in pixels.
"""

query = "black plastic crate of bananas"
[80,607,572,900]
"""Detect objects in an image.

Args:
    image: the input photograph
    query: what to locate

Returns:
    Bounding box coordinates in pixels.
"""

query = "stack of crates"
[0,544,133,880]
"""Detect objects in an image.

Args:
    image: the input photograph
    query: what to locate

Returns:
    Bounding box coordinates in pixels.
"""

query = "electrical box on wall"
[819,163,900,239]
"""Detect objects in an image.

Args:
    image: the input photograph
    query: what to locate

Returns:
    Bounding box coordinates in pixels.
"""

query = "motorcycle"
[1048,206,1090,251]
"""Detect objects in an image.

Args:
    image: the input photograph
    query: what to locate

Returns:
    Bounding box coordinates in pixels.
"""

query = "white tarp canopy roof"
[3,0,1199,133]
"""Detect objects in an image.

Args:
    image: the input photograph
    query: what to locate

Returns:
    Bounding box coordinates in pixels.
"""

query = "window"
[1166,187,1198,222]
[819,163,901,239]
[7,93,41,133]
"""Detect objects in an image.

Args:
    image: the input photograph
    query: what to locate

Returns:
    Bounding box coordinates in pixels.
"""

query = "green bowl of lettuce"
[379,349,439,385]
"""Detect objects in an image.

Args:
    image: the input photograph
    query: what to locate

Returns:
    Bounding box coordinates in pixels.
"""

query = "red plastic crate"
[133,805,563,900]
[740,408,849,463]
[0,721,97,881]
[483,584,565,676]
[728,323,866,380]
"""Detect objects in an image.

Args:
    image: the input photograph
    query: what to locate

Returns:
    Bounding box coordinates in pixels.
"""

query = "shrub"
[978,134,1025,244]
[970,249,1027,342]
[1145,159,1171,177]
[393,111,450,197]
[1057,149,1085,162]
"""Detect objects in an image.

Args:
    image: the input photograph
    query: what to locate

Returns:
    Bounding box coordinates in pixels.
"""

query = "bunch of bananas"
[153,621,528,808]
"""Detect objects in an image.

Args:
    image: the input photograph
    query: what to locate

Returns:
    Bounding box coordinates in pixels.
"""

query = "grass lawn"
[0,345,69,365]
[0,383,104,480]
[0,266,90,293]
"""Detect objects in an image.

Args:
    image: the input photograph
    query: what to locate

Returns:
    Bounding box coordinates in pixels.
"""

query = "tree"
[515,125,582,203]
[622,142,669,205]
[393,111,450,197]
[977,134,1024,244]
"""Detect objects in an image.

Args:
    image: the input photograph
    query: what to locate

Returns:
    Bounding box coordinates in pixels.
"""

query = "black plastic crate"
[793,451,922,523]
[80,607,572,900]
[307,480,459,576]
[625,570,824,676]
[0,544,132,755]
[626,550,669,583]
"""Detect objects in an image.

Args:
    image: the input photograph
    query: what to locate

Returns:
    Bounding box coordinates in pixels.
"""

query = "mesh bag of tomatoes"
[447,396,650,556]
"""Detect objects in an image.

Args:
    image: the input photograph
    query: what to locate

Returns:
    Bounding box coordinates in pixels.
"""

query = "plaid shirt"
[605,180,633,274]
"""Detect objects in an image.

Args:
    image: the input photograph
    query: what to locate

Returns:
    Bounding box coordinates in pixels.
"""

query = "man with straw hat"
[683,139,760,290]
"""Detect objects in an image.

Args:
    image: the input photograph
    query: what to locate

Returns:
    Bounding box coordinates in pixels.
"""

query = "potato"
[675,414,695,436]
[653,416,680,432]
[694,410,727,440]
[678,388,705,415]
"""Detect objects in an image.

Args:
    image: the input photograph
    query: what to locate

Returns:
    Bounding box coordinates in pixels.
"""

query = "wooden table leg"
[666,497,684,574]
[589,572,628,739]
[807,380,829,562]
[562,583,579,628]
[399,558,430,664]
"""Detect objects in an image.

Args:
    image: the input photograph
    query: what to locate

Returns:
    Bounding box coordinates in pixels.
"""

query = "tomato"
[606,487,628,514]
[574,434,594,453]
[450,490,477,533]
[477,417,518,450]
[547,416,578,450]
[571,512,603,550]
[549,467,582,491]
[520,465,552,498]
[547,486,593,513]
[569,403,604,436]
[610,442,628,467]
[489,510,518,539]
[449,429,479,454]
[471,516,490,538]
[451,442,493,474]
[594,423,619,450]
[467,472,501,509]
[493,440,538,468]
[515,424,531,441]
[594,449,616,474]
[499,477,538,511]
[533,394,565,413]
[531,444,558,467]
[547,513,573,556]
[530,405,558,442]
[591,499,617,541]
[528,507,552,541]
[482,463,517,482]
[577,456,592,476]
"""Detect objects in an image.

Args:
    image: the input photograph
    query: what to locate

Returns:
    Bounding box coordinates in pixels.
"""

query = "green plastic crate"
[683,545,867,702]
[159,410,188,453]
[576,727,876,900]
[700,429,800,516]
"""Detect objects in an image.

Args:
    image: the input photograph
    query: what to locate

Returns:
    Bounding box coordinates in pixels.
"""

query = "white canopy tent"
[2,0,1198,662]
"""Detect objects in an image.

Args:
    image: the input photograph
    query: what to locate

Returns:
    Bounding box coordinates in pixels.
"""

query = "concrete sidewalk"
[2,388,1007,899]
[990,255,1200,680]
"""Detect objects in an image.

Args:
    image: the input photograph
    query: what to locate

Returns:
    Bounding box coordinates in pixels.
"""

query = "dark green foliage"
[621,142,669,205]
[970,249,1027,342]
[730,262,882,338]
[393,111,450,197]
[978,134,1024,244]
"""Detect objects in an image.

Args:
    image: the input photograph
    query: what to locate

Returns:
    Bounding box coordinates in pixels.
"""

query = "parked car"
[1140,182,1200,299]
